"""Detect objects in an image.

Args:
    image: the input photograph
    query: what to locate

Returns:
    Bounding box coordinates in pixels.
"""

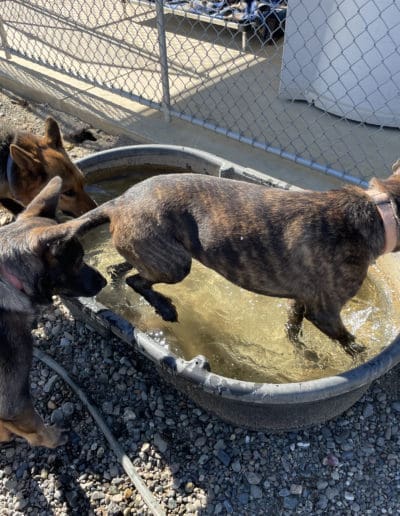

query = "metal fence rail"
[1,0,399,184]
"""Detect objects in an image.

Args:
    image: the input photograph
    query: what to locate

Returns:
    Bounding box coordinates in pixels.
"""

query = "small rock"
[362,403,374,418]
[245,471,262,485]
[290,484,303,495]
[102,401,114,415]
[43,375,58,394]
[283,495,299,510]
[50,408,64,425]
[238,492,249,505]
[231,460,241,473]
[15,463,28,479]
[195,436,207,447]
[391,401,400,412]
[331,470,340,481]
[5,448,15,460]
[60,337,71,347]
[15,499,29,511]
[167,498,177,510]
[91,491,105,501]
[297,441,310,448]
[123,408,137,421]
[61,402,74,417]
[323,453,339,467]
[185,481,194,494]
[250,485,263,499]
[317,494,329,510]
[124,488,133,500]
[216,449,231,467]
[153,434,168,453]
[223,500,234,513]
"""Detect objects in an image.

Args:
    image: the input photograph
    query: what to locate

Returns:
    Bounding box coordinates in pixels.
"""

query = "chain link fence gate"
[1,0,399,185]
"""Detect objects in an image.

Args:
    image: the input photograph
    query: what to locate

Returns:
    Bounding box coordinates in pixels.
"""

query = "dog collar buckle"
[368,190,399,254]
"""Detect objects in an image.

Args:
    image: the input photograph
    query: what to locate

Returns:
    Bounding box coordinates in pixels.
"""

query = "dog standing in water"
[57,167,400,358]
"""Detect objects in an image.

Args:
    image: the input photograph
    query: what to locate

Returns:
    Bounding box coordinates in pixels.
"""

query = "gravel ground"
[1,87,400,515]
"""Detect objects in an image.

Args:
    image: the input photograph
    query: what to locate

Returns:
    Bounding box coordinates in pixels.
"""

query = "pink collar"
[367,190,399,254]
[0,265,24,291]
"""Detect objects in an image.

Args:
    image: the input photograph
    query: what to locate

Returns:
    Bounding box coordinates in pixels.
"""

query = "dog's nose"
[98,274,107,289]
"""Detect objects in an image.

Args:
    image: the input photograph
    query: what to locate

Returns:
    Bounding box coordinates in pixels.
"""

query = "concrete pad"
[0,53,347,191]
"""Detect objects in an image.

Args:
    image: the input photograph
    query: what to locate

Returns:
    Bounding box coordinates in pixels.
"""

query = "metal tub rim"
[71,144,400,429]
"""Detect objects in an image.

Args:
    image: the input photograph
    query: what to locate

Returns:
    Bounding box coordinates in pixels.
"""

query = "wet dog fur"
[0,177,106,447]
[0,117,96,225]
[58,169,400,357]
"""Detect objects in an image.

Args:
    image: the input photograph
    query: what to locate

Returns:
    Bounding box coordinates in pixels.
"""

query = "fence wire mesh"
[1,0,399,184]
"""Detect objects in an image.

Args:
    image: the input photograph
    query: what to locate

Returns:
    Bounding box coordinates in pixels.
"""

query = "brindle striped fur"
[62,170,400,357]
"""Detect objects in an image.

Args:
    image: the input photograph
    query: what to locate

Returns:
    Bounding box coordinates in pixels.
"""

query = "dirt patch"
[0,87,137,161]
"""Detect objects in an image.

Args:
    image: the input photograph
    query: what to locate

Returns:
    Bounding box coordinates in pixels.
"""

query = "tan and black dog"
[0,117,96,224]
[0,177,106,447]
[58,169,400,357]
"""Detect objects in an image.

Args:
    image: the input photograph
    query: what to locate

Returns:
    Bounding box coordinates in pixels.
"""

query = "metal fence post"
[155,0,171,123]
[0,16,11,59]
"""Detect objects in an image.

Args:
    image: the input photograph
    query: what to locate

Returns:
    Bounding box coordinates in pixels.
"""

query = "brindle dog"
[0,177,105,447]
[0,117,96,225]
[56,169,400,357]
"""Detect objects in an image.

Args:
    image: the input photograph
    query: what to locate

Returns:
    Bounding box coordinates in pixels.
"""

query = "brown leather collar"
[367,190,399,254]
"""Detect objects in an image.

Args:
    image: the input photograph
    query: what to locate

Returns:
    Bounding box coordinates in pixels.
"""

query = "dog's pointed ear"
[9,144,41,174]
[369,177,388,192]
[44,117,63,149]
[18,176,62,220]
[392,159,400,175]
[32,213,104,251]
[30,218,86,254]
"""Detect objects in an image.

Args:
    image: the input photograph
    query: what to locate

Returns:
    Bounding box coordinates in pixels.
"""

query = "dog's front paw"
[40,425,68,448]
[107,261,133,282]
[0,207,15,226]
[287,332,319,363]
[292,341,319,363]
[342,341,366,359]
[156,299,178,322]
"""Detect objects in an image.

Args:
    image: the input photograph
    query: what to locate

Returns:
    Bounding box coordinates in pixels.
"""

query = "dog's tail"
[63,199,114,237]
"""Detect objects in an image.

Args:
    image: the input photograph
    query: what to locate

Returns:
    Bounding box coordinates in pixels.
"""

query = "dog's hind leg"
[286,300,305,345]
[286,300,319,362]
[305,305,366,358]
[3,402,67,448]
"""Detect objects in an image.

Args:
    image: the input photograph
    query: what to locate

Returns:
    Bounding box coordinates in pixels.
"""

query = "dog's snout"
[97,272,107,290]
[84,267,107,296]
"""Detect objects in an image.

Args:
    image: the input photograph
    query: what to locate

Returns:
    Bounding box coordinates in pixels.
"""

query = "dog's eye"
[63,189,76,197]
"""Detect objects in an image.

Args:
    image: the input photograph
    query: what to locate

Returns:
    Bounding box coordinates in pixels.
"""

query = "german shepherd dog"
[0,177,106,447]
[58,167,400,358]
[0,117,96,225]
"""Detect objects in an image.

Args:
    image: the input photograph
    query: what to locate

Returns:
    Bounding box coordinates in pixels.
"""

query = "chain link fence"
[1,0,399,184]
